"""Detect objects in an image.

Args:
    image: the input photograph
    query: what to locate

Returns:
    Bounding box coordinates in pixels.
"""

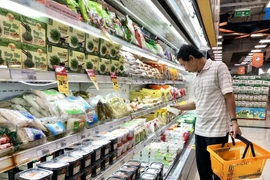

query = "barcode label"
[57,139,67,149]
[37,146,50,157]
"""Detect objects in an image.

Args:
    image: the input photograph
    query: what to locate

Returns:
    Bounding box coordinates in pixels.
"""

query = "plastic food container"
[125,160,141,175]
[140,173,157,180]
[113,170,131,180]
[56,153,82,176]
[122,164,139,177]
[82,144,102,163]
[122,142,128,153]
[92,160,102,177]
[70,148,93,169]
[37,160,68,180]
[15,168,53,180]
[92,140,111,157]
[107,176,126,180]
[149,162,163,175]
[110,150,118,165]
[82,165,92,180]
[117,145,123,157]
[65,172,83,180]
[65,143,82,151]
[145,168,161,179]
[104,136,118,152]
[120,165,137,179]
[101,155,110,171]
[141,161,149,168]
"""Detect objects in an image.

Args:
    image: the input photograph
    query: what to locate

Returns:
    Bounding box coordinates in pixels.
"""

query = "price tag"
[21,70,37,80]
[110,72,119,91]
[86,69,99,90]
[37,146,50,157]
[54,66,69,94]
[57,139,67,149]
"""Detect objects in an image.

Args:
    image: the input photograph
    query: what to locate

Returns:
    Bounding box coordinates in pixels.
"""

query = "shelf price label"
[57,139,67,149]
[21,70,37,80]
[54,66,69,95]
[37,146,50,157]
[86,69,99,90]
[110,72,119,91]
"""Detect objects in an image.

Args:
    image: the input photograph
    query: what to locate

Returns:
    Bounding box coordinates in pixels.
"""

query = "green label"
[235,10,250,17]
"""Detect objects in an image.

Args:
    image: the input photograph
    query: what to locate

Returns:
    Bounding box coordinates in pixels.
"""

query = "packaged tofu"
[0,38,21,69]
[99,58,110,75]
[85,33,100,56]
[20,15,46,47]
[47,18,69,48]
[47,45,68,71]
[69,49,85,73]
[0,8,21,41]
[68,26,85,52]
[21,43,47,71]
[85,54,99,74]
[99,39,111,59]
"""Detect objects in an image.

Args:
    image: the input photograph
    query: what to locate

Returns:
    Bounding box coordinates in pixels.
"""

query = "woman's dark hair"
[177,44,204,61]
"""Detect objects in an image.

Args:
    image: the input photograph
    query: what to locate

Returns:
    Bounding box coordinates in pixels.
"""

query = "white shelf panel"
[94,116,179,180]
[6,0,187,73]
[0,98,181,173]
[0,69,183,85]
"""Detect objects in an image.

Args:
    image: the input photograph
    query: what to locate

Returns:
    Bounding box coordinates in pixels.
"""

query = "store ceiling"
[217,0,269,66]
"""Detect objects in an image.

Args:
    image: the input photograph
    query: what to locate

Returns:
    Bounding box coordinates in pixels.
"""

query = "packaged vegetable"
[17,127,46,144]
[34,89,65,102]
[0,109,46,131]
[46,121,66,136]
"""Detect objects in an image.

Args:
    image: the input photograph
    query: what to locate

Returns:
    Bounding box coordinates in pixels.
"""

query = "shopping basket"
[207,134,270,180]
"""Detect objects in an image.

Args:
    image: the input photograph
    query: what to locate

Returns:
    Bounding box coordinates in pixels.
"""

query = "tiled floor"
[188,126,270,180]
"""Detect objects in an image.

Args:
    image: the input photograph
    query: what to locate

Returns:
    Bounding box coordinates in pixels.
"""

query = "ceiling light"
[267,2,270,7]
[212,47,222,50]
[215,53,222,56]
[213,51,222,54]
[248,53,253,56]
[251,49,262,52]
[246,55,253,58]
[251,34,265,37]
[259,39,270,43]
[217,42,222,45]
[255,45,267,48]
[218,36,222,39]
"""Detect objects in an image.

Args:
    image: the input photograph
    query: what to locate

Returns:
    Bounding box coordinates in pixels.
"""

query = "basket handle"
[221,132,256,158]
[235,134,256,158]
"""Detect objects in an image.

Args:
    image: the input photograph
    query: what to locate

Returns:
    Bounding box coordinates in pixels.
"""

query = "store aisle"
[188,127,270,180]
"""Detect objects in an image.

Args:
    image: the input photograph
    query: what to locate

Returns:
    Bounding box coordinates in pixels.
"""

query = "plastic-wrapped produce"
[17,127,46,144]
[33,89,65,102]
[0,109,47,131]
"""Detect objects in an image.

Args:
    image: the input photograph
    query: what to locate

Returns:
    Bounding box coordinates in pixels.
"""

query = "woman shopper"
[171,44,242,180]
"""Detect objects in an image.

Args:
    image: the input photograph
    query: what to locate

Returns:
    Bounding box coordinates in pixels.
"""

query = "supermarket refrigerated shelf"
[0,69,183,85]
[6,0,188,74]
[0,99,181,173]
[94,115,180,180]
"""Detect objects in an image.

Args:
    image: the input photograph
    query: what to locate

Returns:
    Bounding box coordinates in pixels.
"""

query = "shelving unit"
[0,99,183,173]
[5,0,189,74]
[233,75,270,120]
[0,1,198,179]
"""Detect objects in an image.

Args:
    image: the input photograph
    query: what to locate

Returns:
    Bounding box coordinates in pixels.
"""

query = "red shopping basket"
[207,134,270,180]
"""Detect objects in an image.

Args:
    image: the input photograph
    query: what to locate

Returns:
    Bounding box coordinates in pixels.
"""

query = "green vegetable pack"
[22,43,47,71]
[20,15,46,47]
[0,38,22,69]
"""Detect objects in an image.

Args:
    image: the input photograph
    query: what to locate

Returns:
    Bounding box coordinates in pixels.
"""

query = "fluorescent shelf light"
[234,64,241,66]
[212,47,222,50]
[246,55,253,58]
[251,34,265,37]
[267,2,270,7]
[251,49,262,53]
[255,45,267,48]
[213,51,222,54]
[259,39,270,43]
[218,36,222,39]
[248,53,253,56]
[217,42,222,45]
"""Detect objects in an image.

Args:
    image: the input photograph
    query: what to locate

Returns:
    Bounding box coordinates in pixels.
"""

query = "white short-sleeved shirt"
[193,59,233,137]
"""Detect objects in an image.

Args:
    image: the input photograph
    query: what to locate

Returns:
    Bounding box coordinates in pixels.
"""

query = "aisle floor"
[188,126,270,180]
